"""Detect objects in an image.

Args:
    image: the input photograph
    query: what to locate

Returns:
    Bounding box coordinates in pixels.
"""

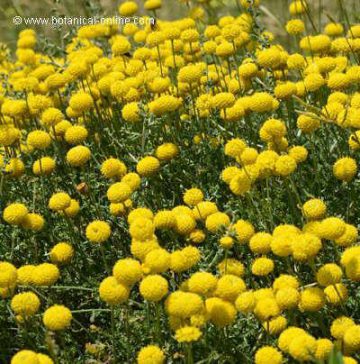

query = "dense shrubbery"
[1,0,360,363]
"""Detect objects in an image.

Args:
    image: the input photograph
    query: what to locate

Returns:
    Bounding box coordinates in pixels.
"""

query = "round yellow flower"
[99,276,129,305]
[233,219,255,243]
[64,125,88,145]
[136,156,160,177]
[251,257,274,276]
[324,283,348,305]
[66,145,91,167]
[32,263,60,286]
[299,287,325,312]
[205,212,230,233]
[119,1,138,16]
[86,220,111,243]
[254,298,280,321]
[50,242,74,265]
[143,248,170,274]
[205,297,236,327]
[155,143,179,161]
[302,198,327,220]
[48,192,71,211]
[235,291,256,314]
[214,274,246,301]
[43,305,72,331]
[33,157,56,176]
[316,263,343,286]
[3,203,28,225]
[107,182,132,203]
[113,258,142,286]
[331,316,355,340]
[165,291,203,319]
[27,130,51,149]
[101,158,127,179]
[183,188,204,207]
[175,326,202,342]
[320,217,346,240]
[255,346,283,364]
[140,275,168,302]
[289,334,317,361]
[286,19,305,35]
[333,157,357,182]
[11,291,40,317]
[344,325,360,351]
[17,265,35,285]
[137,345,165,364]
[11,350,39,364]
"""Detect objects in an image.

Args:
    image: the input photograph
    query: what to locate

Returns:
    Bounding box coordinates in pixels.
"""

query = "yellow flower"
[11,350,39,364]
[0,262,17,288]
[3,203,28,225]
[50,242,74,265]
[274,155,297,177]
[27,130,51,149]
[113,258,142,286]
[144,0,162,10]
[137,345,165,364]
[344,325,360,351]
[316,263,343,286]
[165,291,203,319]
[275,288,300,309]
[148,96,182,116]
[188,272,217,296]
[136,156,160,176]
[99,276,129,305]
[175,326,202,342]
[333,157,358,182]
[17,265,35,285]
[331,316,355,340]
[286,19,305,35]
[33,157,56,176]
[11,291,40,317]
[214,274,246,301]
[255,346,283,364]
[43,305,72,331]
[122,102,141,123]
[235,291,256,314]
[289,334,317,361]
[254,298,280,321]
[205,212,230,233]
[155,143,179,161]
[251,257,274,276]
[325,22,344,36]
[232,219,255,243]
[86,220,111,243]
[139,275,168,302]
[118,1,138,16]
[143,248,170,274]
[66,145,91,167]
[324,283,348,305]
[302,198,327,220]
[107,182,132,203]
[205,297,236,327]
[257,48,281,69]
[315,338,334,360]
[64,125,88,145]
[101,158,127,179]
[320,217,346,240]
[32,263,60,286]
[299,287,325,312]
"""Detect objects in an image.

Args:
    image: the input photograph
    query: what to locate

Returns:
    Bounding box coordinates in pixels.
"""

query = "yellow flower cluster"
[0,0,359,363]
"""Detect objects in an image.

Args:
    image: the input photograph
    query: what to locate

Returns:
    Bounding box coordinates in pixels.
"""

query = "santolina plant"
[0,0,359,363]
